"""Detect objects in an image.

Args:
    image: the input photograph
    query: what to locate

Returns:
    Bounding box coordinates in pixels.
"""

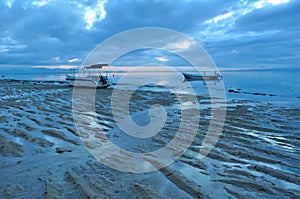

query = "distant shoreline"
[0,79,68,84]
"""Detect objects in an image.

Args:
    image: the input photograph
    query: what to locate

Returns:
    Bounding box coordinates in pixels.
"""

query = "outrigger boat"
[66,64,112,88]
[182,71,222,81]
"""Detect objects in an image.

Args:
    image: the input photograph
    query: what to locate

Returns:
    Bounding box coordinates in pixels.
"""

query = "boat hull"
[182,72,221,81]
[66,78,110,88]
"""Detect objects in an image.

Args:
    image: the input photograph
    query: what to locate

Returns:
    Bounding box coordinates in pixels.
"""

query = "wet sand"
[0,79,300,198]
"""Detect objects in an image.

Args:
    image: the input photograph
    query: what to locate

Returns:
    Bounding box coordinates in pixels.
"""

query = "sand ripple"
[0,80,299,198]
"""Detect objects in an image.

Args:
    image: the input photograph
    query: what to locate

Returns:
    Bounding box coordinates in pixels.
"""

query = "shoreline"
[0,78,68,84]
[1,78,299,107]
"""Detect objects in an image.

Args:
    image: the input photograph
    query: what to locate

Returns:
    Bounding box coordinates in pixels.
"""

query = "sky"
[0,0,299,69]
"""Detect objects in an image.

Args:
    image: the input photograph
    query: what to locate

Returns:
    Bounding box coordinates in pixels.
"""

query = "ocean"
[1,67,299,106]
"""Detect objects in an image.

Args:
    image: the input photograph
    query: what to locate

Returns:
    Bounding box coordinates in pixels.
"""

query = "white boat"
[66,64,112,88]
[182,71,221,81]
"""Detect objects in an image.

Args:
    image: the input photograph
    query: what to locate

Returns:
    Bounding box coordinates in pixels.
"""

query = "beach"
[0,78,300,198]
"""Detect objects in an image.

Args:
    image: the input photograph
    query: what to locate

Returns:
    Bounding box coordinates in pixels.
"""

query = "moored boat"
[182,71,222,81]
[66,64,112,88]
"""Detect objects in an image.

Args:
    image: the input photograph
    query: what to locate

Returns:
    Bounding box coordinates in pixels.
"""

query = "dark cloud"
[234,0,300,32]
[1,1,89,65]
[206,0,300,68]
[100,0,231,33]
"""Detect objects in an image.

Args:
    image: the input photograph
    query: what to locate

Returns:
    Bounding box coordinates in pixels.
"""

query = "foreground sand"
[0,80,300,198]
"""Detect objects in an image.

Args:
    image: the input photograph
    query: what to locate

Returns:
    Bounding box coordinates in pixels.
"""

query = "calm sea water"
[1,67,299,106]
[222,69,300,106]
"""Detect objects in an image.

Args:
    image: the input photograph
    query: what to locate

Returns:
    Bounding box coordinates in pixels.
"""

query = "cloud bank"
[0,0,299,69]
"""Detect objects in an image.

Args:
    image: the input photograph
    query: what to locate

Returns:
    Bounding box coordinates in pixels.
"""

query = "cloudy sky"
[1,0,299,69]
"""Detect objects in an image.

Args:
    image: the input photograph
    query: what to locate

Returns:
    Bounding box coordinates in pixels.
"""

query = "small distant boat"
[66,64,112,88]
[182,71,222,81]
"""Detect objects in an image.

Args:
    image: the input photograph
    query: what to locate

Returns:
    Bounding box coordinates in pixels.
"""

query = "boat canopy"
[84,64,108,70]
